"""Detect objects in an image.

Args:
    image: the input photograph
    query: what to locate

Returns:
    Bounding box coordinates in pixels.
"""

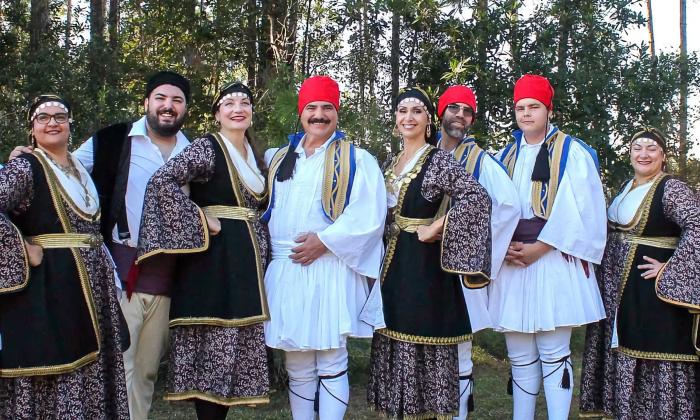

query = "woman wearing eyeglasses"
[580,129,700,419]
[0,95,128,419]
[136,82,269,420]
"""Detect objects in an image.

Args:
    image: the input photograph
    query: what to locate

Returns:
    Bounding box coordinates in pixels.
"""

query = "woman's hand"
[24,240,43,267]
[205,214,221,236]
[638,256,665,280]
[417,217,444,243]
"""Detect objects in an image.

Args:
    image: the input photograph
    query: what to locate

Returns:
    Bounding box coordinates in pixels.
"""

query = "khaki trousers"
[120,292,171,420]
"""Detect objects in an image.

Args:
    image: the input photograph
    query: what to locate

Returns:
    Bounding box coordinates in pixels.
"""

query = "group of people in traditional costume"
[0,68,697,420]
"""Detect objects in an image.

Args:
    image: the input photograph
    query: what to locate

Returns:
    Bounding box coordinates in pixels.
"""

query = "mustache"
[308,117,331,124]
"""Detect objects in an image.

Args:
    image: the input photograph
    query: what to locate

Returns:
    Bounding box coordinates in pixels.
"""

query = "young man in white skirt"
[436,85,521,419]
[488,74,607,420]
[262,75,386,420]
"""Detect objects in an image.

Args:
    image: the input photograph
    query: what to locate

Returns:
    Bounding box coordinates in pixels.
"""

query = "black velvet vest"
[380,149,471,345]
[169,136,268,326]
[616,175,697,360]
[0,154,99,375]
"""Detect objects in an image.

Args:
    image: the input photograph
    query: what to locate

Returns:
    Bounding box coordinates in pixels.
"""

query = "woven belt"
[387,214,433,237]
[625,235,679,249]
[202,205,258,221]
[27,233,103,248]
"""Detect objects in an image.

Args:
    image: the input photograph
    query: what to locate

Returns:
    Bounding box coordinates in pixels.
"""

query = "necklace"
[385,144,429,190]
[43,151,96,208]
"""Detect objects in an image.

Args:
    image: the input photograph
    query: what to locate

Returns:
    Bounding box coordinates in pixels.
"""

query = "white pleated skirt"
[488,249,605,333]
[264,241,374,351]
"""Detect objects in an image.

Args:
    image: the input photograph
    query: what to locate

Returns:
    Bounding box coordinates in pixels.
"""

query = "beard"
[442,119,469,140]
[146,107,186,137]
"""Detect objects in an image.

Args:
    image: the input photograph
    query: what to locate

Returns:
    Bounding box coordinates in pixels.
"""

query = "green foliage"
[0,0,698,189]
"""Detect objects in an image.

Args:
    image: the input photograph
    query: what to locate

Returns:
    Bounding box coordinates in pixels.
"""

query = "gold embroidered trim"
[0,222,30,294]
[380,145,434,284]
[440,207,491,288]
[608,172,665,232]
[27,233,103,248]
[322,139,353,221]
[578,411,614,419]
[624,235,679,249]
[693,313,699,355]
[34,149,101,222]
[1,152,102,377]
[654,254,700,311]
[213,133,270,321]
[169,314,269,328]
[202,205,258,221]
[164,391,269,406]
[135,208,210,264]
[530,131,567,220]
[213,133,267,201]
[377,328,472,345]
[616,345,699,363]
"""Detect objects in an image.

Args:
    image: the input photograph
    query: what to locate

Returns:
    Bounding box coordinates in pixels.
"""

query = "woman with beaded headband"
[135,82,269,420]
[0,94,129,418]
[366,87,492,419]
[580,128,700,419]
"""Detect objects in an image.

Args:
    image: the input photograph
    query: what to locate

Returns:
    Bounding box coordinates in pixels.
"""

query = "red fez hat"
[513,74,554,110]
[438,85,477,118]
[298,76,340,115]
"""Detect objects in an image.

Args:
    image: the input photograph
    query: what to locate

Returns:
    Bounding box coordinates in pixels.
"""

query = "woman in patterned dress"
[580,128,700,419]
[367,87,492,419]
[136,82,270,420]
[0,94,128,419]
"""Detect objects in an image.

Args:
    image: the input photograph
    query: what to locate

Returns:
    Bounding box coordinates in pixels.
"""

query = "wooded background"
[1,0,698,188]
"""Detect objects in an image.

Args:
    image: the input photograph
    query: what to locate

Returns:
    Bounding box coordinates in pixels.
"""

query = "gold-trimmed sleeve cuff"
[0,219,30,294]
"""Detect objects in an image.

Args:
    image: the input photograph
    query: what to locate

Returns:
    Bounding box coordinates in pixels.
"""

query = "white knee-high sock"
[537,328,573,420]
[505,332,541,420]
[453,374,473,420]
[288,377,317,420]
[318,371,349,420]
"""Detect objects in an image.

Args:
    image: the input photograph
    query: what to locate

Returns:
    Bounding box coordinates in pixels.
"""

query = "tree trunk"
[108,0,119,54]
[246,0,258,88]
[65,0,72,53]
[556,0,570,103]
[474,0,488,132]
[678,0,688,176]
[646,0,655,59]
[390,8,400,101]
[28,0,50,97]
[89,0,106,126]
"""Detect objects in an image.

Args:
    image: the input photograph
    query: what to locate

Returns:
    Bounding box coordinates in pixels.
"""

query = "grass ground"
[150,328,586,419]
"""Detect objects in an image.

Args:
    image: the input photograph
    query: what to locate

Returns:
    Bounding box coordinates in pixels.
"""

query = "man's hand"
[505,240,552,267]
[25,240,43,267]
[205,214,221,236]
[290,232,328,266]
[9,146,34,161]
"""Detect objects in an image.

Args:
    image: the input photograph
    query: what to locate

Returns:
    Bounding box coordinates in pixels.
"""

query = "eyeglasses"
[34,113,70,124]
[446,104,474,116]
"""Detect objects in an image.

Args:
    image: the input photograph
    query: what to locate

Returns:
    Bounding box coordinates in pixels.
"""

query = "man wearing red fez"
[425,85,520,419]
[261,75,386,419]
[488,74,606,420]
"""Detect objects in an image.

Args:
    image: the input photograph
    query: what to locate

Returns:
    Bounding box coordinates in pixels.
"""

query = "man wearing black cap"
[10,71,192,420]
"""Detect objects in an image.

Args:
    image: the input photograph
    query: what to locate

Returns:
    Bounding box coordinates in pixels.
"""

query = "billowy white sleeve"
[264,148,280,167]
[478,156,520,277]
[72,136,95,173]
[317,149,387,279]
[537,141,607,264]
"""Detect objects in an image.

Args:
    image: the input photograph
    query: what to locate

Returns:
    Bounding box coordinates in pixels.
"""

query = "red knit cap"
[513,74,554,109]
[438,85,477,118]
[297,75,340,115]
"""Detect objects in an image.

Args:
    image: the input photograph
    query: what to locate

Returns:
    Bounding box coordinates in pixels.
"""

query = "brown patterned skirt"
[0,250,129,420]
[165,323,270,406]
[367,333,459,419]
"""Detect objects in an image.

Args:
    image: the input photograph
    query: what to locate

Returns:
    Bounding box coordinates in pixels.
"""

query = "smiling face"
[215,95,252,132]
[144,84,188,137]
[514,98,552,140]
[441,102,474,140]
[630,137,665,179]
[300,101,338,142]
[31,105,70,151]
[395,102,429,141]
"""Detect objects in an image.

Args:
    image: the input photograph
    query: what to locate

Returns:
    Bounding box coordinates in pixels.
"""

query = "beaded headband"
[30,101,71,122]
[397,97,429,114]
[633,137,659,146]
[217,91,251,106]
